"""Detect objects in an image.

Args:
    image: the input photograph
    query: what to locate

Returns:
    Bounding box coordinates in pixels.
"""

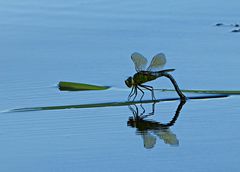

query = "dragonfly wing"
[142,132,157,149]
[146,53,166,71]
[131,52,148,72]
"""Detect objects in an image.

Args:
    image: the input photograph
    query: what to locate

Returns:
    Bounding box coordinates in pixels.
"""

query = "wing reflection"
[127,100,185,149]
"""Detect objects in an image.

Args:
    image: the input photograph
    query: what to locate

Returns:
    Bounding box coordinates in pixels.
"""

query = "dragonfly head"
[125,77,133,88]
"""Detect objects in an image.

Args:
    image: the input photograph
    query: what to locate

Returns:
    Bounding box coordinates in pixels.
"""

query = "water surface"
[1,0,240,171]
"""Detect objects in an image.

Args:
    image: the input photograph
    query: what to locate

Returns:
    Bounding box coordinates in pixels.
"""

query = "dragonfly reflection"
[125,52,186,101]
[127,101,185,149]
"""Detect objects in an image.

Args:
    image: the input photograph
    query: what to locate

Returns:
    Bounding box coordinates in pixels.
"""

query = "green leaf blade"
[158,89,240,95]
[58,81,110,91]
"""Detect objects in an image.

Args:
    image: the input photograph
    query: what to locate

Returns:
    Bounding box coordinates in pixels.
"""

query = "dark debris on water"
[215,23,239,27]
[231,29,240,33]
[215,22,240,33]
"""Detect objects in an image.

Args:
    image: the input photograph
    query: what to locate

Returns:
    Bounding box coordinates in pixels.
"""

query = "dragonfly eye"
[127,117,135,127]
[125,77,133,88]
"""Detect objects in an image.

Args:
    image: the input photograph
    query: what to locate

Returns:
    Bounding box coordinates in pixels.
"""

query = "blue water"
[1,0,240,171]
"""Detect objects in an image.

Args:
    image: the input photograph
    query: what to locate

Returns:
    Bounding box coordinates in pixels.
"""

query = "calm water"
[1,0,240,171]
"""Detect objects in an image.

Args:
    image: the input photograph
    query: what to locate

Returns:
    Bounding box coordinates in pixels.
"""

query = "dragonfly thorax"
[133,71,158,85]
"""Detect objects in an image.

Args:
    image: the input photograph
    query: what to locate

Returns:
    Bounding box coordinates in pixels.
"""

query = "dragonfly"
[125,52,186,101]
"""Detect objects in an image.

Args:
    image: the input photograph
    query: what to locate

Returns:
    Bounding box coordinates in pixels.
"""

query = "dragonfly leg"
[139,85,156,101]
[128,104,138,118]
[129,86,138,101]
[132,87,138,101]
[150,102,156,115]
[141,102,156,118]
[128,87,135,101]
[162,73,186,101]
[137,86,145,101]
[139,103,146,116]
